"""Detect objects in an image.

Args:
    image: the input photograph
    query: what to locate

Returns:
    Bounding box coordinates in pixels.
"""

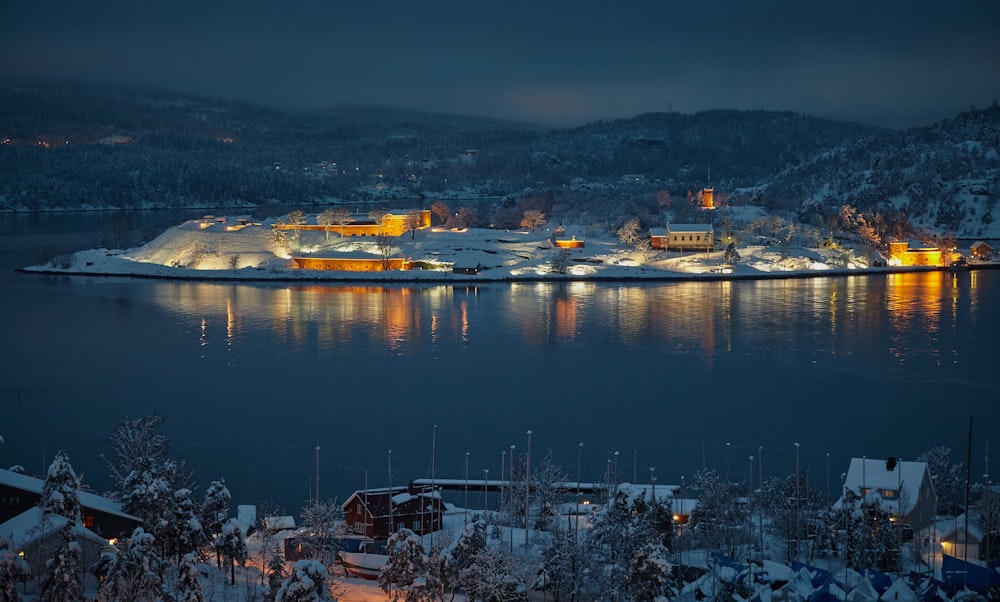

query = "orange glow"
[554,238,585,248]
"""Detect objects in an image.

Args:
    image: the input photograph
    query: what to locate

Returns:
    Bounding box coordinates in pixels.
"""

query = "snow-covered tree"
[616,218,643,248]
[460,547,526,602]
[379,528,427,602]
[626,541,674,602]
[844,495,901,572]
[102,414,170,492]
[40,450,82,522]
[266,555,287,602]
[0,533,31,601]
[443,516,487,599]
[917,446,965,515]
[530,452,568,533]
[688,469,750,559]
[164,487,205,563]
[298,499,343,567]
[536,526,584,602]
[200,479,230,565]
[761,473,823,562]
[40,522,83,602]
[215,518,247,585]
[275,559,331,602]
[587,490,667,602]
[176,552,203,602]
[97,527,166,602]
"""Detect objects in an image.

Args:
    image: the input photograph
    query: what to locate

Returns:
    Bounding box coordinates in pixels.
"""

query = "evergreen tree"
[275,560,331,602]
[0,533,31,602]
[460,547,526,602]
[688,469,750,559]
[449,516,487,598]
[200,479,230,544]
[379,528,427,602]
[626,542,674,602]
[215,518,247,585]
[40,450,82,522]
[176,552,203,602]
[97,528,166,602]
[266,555,287,602]
[40,522,83,602]
[165,488,205,564]
[537,526,584,602]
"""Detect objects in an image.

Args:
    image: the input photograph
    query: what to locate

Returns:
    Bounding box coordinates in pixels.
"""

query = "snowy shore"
[18,215,998,283]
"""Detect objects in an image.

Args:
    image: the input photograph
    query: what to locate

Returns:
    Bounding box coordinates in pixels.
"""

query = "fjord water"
[2,212,997,515]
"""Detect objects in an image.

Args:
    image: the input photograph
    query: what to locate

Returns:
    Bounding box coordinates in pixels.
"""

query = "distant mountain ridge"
[1,81,997,239]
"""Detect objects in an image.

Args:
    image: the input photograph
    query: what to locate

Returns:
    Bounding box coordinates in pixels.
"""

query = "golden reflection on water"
[152,272,983,366]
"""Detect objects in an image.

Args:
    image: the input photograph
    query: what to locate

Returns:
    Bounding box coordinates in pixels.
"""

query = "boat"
[337,550,388,580]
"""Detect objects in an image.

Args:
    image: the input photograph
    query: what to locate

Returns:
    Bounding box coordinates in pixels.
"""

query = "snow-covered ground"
[22,214,971,282]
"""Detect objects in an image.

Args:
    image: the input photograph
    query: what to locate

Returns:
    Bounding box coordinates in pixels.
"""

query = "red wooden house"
[341,483,445,540]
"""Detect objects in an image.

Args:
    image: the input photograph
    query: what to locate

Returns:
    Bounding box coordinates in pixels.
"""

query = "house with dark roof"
[0,468,141,538]
[341,483,445,540]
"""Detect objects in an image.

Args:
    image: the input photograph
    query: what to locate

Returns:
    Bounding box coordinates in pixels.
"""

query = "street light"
[525,430,532,549]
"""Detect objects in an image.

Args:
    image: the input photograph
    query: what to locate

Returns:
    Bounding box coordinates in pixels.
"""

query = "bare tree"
[551,249,571,274]
[431,201,451,226]
[456,206,478,228]
[616,218,643,248]
[520,209,546,232]
[317,208,336,241]
[331,207,353,238]
[404,211,423,239]
[376,233,395,270]
[369,209,389,235]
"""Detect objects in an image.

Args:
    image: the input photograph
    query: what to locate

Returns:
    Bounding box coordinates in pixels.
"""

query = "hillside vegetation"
[1,81,997,239]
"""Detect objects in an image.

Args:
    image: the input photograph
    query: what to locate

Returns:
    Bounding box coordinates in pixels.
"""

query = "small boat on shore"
[337,550,388,580]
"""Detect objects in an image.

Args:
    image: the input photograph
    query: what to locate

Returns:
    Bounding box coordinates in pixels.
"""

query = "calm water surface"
[2,212,998,515]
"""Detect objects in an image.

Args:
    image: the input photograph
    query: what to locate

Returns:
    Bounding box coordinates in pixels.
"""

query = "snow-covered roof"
[0,468,140,521]
[667,223,713,233]
[649,228,667,237]
[0,507,109,548]
[939,513,985,543]
[835,458,930,515]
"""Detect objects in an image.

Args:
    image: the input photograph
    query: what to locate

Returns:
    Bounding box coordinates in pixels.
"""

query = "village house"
[970,241,994,259]
[887,240,961,267]
[834,457,937,531]
[0,506,111,580]
[650,223,715,252]
[0,468,141,539]
[341,483,446,540]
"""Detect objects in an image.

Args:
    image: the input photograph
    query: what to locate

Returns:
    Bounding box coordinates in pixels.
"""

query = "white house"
[834,457,937,530]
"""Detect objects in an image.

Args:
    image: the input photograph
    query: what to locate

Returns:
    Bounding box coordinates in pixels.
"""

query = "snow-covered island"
[20,207,998,282]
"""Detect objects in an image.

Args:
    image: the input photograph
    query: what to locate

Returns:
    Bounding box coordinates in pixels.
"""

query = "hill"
[1,81,998,239]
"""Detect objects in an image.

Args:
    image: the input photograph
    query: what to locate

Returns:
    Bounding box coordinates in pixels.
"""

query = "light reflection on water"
[3,255,997,515]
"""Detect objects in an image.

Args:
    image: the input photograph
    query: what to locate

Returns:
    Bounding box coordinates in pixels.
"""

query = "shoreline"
[16,262,999,286]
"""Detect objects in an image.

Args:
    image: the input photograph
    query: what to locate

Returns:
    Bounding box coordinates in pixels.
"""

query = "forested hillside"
[1,81,997,238]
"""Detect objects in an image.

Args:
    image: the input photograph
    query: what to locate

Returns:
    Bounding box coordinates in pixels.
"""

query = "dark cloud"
[2,0,998,127]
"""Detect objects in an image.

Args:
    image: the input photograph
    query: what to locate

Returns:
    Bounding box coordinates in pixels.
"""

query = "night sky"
[2,0,999,128]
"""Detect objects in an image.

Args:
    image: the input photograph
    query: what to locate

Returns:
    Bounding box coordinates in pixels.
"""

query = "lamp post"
[525,430,532,549]
[576,443,583,536]
[315,445,320,503]
[795,441,800,561]
[464,451,470,526]
[509,445,516,553]
[749,455,755,560]
[483,469,489,511]
[758,447,764,560]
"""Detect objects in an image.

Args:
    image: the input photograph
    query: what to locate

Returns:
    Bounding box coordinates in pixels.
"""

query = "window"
[413,520,421,531]
[881,489,898,499]
[84,515,94,528]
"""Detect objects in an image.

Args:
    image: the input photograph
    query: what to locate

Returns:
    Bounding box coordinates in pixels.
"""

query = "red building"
[341,484,445,540]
